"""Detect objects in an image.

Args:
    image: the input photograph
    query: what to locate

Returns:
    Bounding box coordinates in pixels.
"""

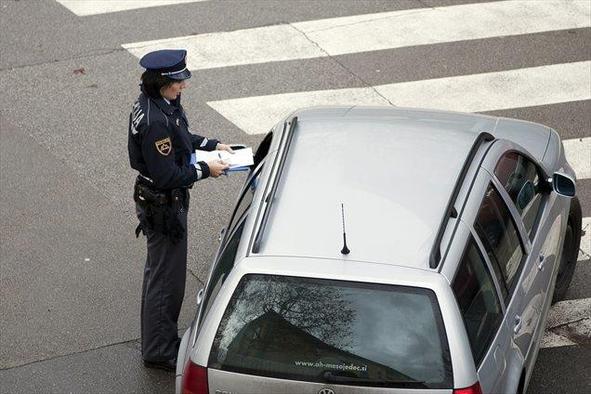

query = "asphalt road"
[0,0,589,393]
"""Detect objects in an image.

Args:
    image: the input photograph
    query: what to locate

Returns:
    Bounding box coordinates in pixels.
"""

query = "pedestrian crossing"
[206,61,591,136]
[123,0,590,70]
[57,0,591,352]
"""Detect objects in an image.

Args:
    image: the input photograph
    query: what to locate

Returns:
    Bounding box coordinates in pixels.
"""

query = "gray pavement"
[0,118,202,368]
[1,0,589,393]
[0,339,173,394]
[527,344,591,394]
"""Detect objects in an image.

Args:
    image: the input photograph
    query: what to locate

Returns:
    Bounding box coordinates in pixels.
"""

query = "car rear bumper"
[175,328,191,394]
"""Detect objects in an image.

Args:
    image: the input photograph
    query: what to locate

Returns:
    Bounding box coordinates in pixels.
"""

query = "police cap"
[139,49,191,80]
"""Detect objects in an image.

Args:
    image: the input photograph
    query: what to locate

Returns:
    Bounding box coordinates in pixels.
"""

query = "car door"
[449,162,526,394]
[473,143,555,391]
[472,177,531,391]
[490,150,557,371]
[451,228,509,394]
[465,173,530,394]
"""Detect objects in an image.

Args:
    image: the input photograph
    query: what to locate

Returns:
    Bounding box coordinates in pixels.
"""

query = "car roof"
[256,106,493,270]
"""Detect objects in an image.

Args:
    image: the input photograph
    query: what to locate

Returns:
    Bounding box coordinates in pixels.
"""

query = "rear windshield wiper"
[322,371,427,388]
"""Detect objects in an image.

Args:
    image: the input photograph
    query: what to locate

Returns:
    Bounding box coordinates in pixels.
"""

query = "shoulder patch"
[155,137,172,156]
[130,101,145,135]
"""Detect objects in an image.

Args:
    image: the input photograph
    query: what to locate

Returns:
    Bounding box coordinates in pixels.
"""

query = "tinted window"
[494,152,544,239]
[209,275,453,389]
[253,131,273,169]
[475,183,525,298]
[227,165,264,235]
[453,238,504,366]
[199,221,246,325]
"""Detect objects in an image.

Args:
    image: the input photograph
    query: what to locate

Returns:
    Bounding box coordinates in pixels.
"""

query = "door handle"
[218,227,226,242]
[514,315,522,334]
[537,254,545,271]
[196,288,204,306]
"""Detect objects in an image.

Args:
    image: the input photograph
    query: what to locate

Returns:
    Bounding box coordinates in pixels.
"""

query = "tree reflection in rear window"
[208,275,453,388]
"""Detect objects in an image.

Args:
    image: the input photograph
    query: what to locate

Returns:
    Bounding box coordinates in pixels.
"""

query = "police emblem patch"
[155,137,172,156]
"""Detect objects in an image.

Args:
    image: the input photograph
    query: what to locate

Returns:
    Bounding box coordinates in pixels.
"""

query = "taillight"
[454,381,483,394]
[181,359,208,394]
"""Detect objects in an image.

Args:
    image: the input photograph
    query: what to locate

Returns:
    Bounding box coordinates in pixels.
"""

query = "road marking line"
[210,87,388,137]
[55,0,207,16]
[541,298,590,348]
[564,137,591,181]
[207,61,591,136]
[579,217,590,262]
[123,0,591,70]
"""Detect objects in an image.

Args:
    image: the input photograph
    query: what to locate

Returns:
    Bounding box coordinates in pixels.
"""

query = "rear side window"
[199,221,246,325]
[253,130,273,169]
[494,152,544,239]
[227,165,264,235]
[453,238,503,366]
[209,275,453,389]
[474,183,525,299]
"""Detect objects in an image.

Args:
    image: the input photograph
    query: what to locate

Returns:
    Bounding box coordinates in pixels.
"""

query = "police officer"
[128,49,231,371]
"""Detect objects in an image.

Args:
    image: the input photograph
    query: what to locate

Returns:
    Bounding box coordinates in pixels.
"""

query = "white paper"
[195,147,254,169]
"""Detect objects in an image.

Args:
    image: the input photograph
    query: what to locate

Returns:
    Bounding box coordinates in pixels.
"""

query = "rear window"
[208,275,452,389]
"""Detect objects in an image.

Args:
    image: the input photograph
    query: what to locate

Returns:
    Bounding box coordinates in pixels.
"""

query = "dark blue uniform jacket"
[128,90,218,190]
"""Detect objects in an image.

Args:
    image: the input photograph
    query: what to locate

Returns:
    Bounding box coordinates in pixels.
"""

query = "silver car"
[176,106,582,394]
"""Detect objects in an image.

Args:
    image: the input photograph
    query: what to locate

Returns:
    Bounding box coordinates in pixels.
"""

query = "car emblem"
[318,389,335,394]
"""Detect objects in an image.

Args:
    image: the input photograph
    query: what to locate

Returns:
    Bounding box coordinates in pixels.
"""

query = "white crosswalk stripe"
[579,217,590,262]
[123,0,591,70]
[56,0,208,16]
[207,61,590,128]
[564,137,591,181]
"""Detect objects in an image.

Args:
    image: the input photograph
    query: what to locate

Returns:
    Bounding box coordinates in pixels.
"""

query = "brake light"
[181,360,208,394]
[454,382,483,394]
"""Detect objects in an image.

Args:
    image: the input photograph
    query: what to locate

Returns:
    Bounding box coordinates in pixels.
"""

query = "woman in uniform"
[128,49,231,371]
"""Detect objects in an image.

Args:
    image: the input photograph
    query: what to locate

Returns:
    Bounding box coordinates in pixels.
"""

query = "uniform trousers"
[136,203,188,362]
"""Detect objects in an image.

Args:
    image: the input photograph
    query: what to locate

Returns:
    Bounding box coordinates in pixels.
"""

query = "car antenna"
[340,203,350,255]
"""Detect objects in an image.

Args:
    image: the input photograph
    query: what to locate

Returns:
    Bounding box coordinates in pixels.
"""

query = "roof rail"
[429,131,494,269]
[252,117,298,254]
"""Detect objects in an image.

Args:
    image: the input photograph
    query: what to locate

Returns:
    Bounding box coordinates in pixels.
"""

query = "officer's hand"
[216,143,234,154]
[208,160,230,178]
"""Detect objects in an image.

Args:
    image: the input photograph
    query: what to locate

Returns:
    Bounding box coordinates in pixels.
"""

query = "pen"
[218,152,228,176]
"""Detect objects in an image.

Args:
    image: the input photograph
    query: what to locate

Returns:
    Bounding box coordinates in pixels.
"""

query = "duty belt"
[134,175,188,206]
[134,178,168,205]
